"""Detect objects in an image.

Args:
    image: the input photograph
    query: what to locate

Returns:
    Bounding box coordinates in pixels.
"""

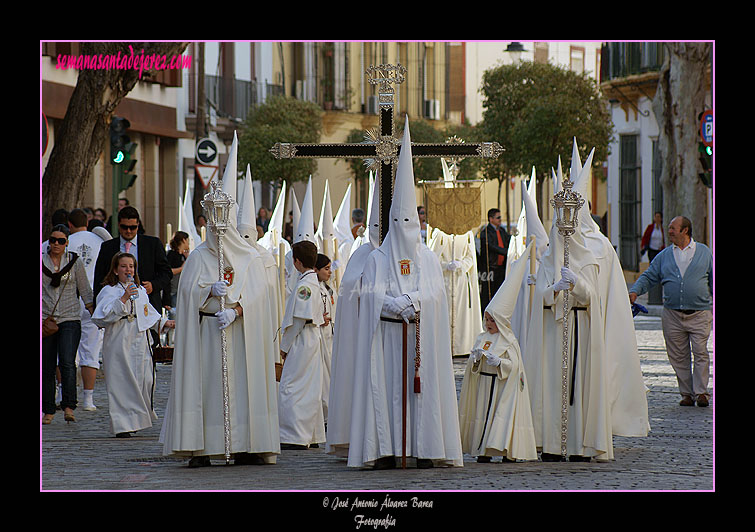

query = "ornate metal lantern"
[200,180,234,236]
[550,178,584,237]
[549,175,584,461]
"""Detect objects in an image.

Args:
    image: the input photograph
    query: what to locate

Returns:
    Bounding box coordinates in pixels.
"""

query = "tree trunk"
[651,42,711,242]
[42,42,188,237]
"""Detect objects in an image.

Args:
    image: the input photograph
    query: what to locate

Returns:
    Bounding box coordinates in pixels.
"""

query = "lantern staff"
[549,176,584,461]
[200,180,235,465]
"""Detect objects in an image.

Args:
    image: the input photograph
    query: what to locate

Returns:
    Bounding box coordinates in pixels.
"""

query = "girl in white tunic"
[315,253,336,424]
[92,253,172,437]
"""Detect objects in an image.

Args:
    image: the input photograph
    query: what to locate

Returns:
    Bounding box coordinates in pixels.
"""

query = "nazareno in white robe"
[523,240,613,460]
[92,283,161,435]
[160,232,280,462]
[347,245,463,468]
[428,228,483,356]
[458,332,537,461]
[325,240,374,457]
[278,270,326,446]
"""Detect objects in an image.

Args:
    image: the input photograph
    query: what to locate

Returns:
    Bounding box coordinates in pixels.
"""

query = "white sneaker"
[82,402,97,411]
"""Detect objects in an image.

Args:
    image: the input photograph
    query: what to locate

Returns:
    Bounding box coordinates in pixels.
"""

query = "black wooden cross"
[270,63,503,244]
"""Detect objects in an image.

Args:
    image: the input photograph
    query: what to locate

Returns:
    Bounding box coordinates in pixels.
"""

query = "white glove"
[484,351,501,367]
[215,308,237,330]
[470,348,483,363]
[210,280,228,297]
[527,274,536,286]
[399,305,416,323]
[560,267,577,286]
[271,247,279,257]
[386,294,412,315]
[445,261,460,272]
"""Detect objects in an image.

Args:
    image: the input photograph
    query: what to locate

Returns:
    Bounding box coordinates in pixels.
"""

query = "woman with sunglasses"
[42,224,94,425]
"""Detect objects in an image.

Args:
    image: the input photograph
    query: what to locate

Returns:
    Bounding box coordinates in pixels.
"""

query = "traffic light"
[110,116,131,163]
[698,141,712,188]
[119,141,138,191]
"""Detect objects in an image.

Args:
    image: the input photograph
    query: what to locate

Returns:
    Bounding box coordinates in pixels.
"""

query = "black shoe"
[541,453,564,462]
[373,456,396,470]
[416,458,434,469]
[569,455,591,462]
[280,443,308,450]
[233,453,266,465]
[476,455,492,463]
[188,456,211,468]
[309,443,319,449]
[115,432,132,438]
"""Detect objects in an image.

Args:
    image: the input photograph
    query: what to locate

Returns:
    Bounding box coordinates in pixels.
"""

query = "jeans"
[42,320,81,414]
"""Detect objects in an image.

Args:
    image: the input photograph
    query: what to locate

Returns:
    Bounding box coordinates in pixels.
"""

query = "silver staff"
[550,175,584,461]
[200,180,235,465]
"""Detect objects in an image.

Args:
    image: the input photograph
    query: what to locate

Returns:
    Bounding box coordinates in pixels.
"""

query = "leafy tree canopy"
[478,61,614,182]
[238,95,323,185]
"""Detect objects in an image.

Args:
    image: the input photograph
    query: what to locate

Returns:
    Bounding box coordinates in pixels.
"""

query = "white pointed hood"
[367,169,381,244]
[316,179,336,255]
[573,144,599,236]
[379,116,420,294]
[333,183,353,246]
[220,131,239,228]
[179,182,201,251]
[294,176,316,244]
[442,158,454,188]
[238,164,258,242]
[523,172,548,260]
[487,239,533,333]
[268,180,286,236]
[289,185,301,239]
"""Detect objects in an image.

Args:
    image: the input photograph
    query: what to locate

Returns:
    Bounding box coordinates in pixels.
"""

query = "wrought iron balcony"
[600,42,665,83]
[204,74,284,122]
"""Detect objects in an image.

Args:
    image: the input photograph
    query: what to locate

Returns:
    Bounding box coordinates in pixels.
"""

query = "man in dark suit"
[93,206,172,317]
[478,207,510,315]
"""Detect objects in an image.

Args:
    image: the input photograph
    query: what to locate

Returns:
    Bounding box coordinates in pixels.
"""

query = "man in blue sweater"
[629,216,713,407]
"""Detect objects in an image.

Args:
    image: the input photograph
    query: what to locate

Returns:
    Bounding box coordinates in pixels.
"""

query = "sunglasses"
[120,224,139,231]
[49,237,67,245]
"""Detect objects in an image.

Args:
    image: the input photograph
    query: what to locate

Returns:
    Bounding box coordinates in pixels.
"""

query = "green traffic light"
[706,146,712,156]
[113,151,124,164]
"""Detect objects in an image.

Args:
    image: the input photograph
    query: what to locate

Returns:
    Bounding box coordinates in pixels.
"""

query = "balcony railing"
[205,74,284,122]
[600,42,665,82]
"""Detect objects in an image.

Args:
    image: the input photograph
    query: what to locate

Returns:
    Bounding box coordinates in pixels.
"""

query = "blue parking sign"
[700,110,713,147]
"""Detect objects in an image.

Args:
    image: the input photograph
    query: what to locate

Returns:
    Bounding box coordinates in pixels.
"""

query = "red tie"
[125,241,132,254]
[495,228,504,266]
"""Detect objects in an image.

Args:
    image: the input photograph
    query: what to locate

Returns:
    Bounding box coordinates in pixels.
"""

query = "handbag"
[42,272,70,338]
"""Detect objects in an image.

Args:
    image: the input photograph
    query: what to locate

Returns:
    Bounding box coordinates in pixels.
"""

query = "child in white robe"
[315,253,336,426]
[278,241,326,449]
[458,241,537,463]
[92,252,173,437]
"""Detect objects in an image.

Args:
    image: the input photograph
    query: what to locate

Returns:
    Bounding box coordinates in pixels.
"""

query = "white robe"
[319,280,336,422]
[346,245,463,468]
[524,260,613,460]
[325,241,374,457]
[278,270,327,446]
[160,241,279,462]
[458,331,537,461]
[428,229,483,356]
[92,283,160,435]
